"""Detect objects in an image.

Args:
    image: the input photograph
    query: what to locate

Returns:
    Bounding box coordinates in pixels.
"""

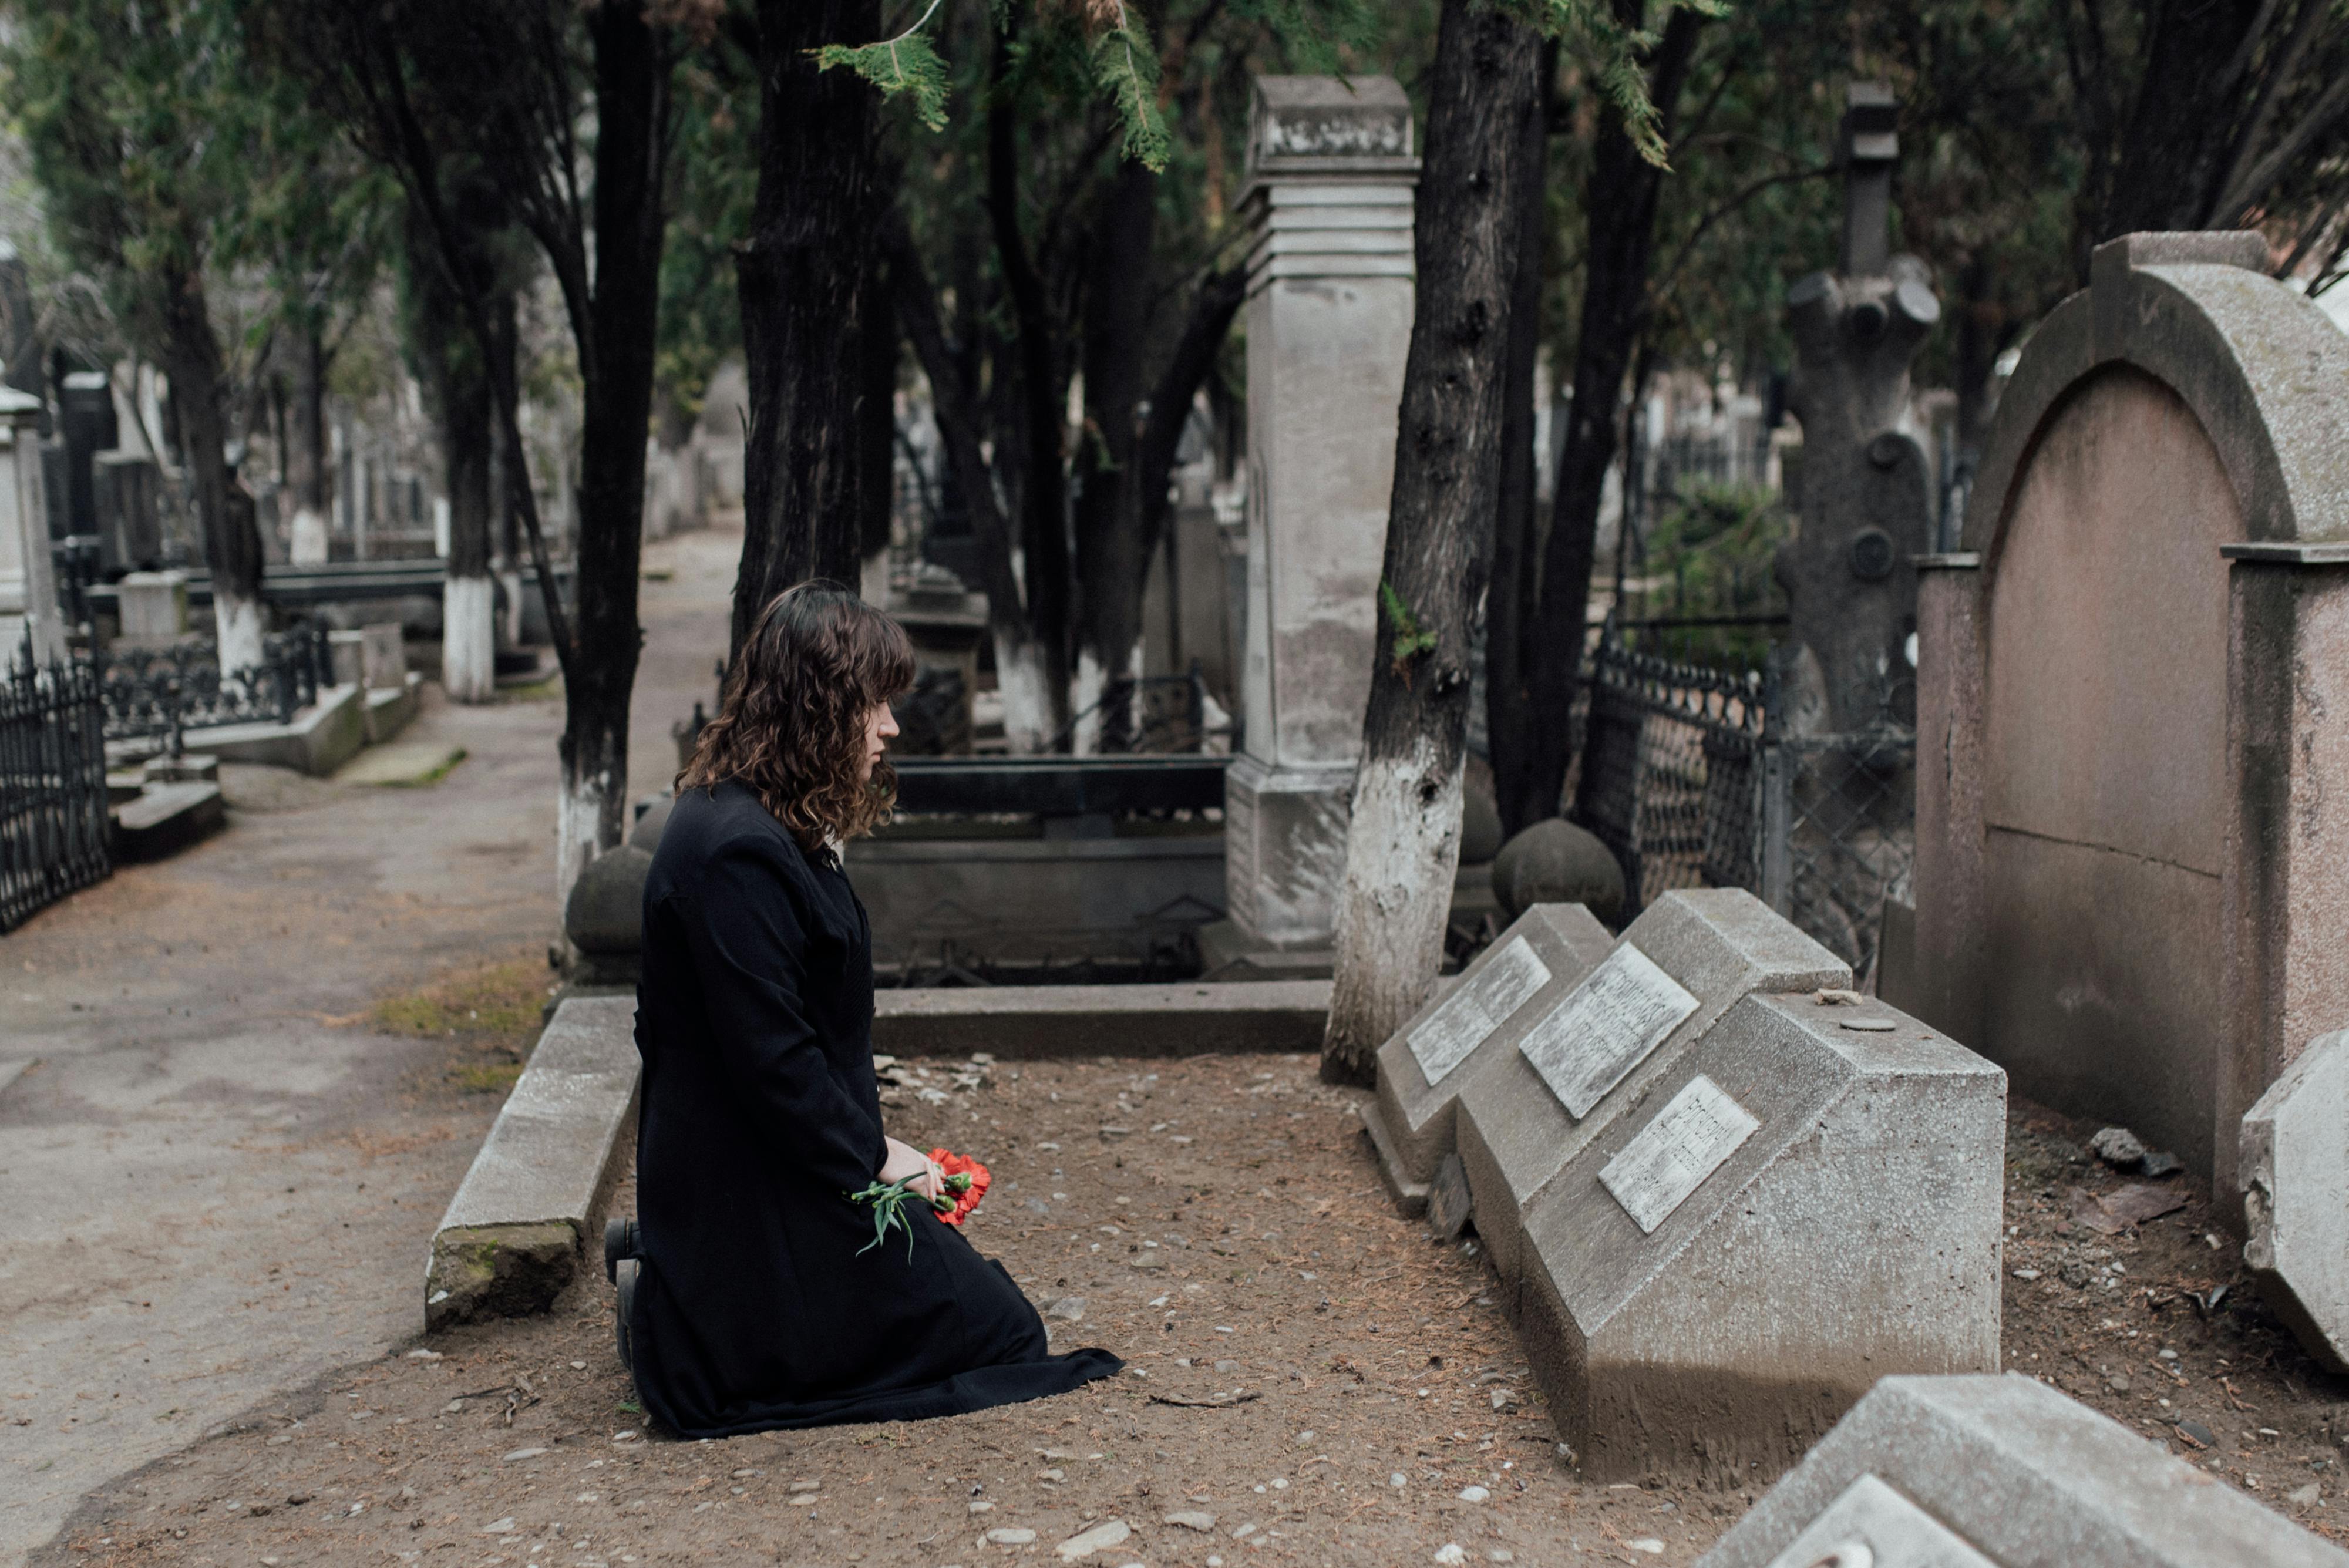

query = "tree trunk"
[554,0,672,900]
[1486,39,1554,837]
[286,320,331,565]
[733,0,884,651]
[1321,0,1545,1084]
[440,346,496,701]
[1513,4,1703,833]
[159,263,265,672]
[889,220,1061,753]
[988,25,1072,741]
[858,250,900,605]
[487,289,524,647]
[1071,160,1157,753]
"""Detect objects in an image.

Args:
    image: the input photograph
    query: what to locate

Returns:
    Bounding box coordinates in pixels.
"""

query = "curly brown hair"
[675,581,917,854]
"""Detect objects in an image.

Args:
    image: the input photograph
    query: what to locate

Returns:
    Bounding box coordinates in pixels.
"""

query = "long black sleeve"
[669,834,886,1194]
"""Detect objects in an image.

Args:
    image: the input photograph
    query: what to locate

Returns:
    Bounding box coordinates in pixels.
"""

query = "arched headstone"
[1913,230,2349,1206]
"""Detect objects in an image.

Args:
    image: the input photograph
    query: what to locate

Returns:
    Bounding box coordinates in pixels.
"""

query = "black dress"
[628,781,1119,1436]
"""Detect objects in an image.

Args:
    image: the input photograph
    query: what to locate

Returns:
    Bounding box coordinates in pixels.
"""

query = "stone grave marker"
[1913,228,2349,1204]
[1501,989,2004,1481]
[1698,1374,2349,1568]
[2242,1029,2349,1372]
[1452,886,1846,1289]
[1361,900,1614,1213]
[115,569,190,644]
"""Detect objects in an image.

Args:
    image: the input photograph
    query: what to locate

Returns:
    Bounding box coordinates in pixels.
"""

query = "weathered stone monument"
[92,451,163,575]
[1910,231,2349,1207]
[2242,1028,2349,1372]
[1698,1375,2349,1568]
[115,570,191,645]
[1220,76,1416,955]
[1369,888,2005,1482]
[1780,82,1940,732]
[0,385,64,666]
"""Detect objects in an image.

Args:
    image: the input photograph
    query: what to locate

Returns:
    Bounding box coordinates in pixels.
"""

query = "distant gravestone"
[116,570,190,643]
[1911,228,2349,1206]
[93,452,163,574]
[1361,901,1613,1213]
[1698,1375,2349,1568]
[358,622,406,691]
[2242,1029,2349,1372]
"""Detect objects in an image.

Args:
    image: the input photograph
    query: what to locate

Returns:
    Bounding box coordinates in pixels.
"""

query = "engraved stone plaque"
[1600,1074,1760,1234]
[1407,934,1553,1084]
[1517,943,1700,1118]
[1763,1473,2000,1568]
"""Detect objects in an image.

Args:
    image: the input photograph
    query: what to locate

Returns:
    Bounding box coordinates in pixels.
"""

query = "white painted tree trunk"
[1326,733,1468,1058]
[556,764,610,925]
[442,573,496,703]
[288,505,329,566]
[213,589,265,677]
[1070,649,1106,756]
[996,635,1058,755]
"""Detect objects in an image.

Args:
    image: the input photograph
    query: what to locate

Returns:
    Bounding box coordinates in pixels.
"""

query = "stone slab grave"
[2243,1028,2349,1372]
[1507,989,2005,1482]
[1361,900,1615,1213]
[1446,887,1848,1291]
[1698,1374,2349,1568]
[426,995,639,1331]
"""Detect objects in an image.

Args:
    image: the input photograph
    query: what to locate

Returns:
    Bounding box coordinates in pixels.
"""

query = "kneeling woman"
[622,582,1119,1436]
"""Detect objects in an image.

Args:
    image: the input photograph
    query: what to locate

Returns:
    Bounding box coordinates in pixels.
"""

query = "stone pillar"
[1779,82,1940,732]
[1221,75,1418,951]
[1910,552,1984,1051]
[0,385,65,667]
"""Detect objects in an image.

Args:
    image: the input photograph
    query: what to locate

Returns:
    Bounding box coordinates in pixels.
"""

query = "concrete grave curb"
[183,682,366,777]
[1697,1374,2349,1568]
[426,995,639,1332]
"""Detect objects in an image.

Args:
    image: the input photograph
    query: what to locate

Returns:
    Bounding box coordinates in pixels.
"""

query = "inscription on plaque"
[1762,1473,1998,1568]
[1407,935,1553,1084]
[1600,1075,1760,1234]
[1517,944,1699,1118]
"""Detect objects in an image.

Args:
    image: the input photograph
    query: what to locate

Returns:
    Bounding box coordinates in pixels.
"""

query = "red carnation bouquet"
[846,1148,992,1259]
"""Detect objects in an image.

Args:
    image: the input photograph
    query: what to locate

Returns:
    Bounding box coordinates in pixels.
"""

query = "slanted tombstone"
[1219,75,1419,959]
[2242,1029,2349,1372]
[1911,230,2349,1207]
[1503,986,2004,1482]
[1779,81,1940,733]
[1362,900,1614,1213]
[1452,887,1847,1291]
[1697,1374,2349,1568]
[359,621,405,690]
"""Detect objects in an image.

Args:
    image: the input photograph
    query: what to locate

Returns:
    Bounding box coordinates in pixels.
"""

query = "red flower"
[928,1148,991,1227]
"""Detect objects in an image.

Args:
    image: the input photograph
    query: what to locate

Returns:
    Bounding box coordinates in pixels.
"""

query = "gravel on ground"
[35,1049,2349,1567]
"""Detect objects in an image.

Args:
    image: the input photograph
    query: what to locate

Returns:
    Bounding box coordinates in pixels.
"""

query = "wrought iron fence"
[1054,664,1218,754]
[95,622,332,755]
[1,640,112,933]
[1562,631,1916,978]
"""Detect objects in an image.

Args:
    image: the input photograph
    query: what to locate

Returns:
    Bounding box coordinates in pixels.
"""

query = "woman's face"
[860,700,901,783]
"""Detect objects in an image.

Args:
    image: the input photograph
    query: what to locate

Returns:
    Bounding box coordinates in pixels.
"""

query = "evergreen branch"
[1092,2,1172,171]
[815,0,953,132]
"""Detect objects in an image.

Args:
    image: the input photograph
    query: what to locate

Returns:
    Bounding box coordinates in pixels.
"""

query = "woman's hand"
[880,1136,944,1200]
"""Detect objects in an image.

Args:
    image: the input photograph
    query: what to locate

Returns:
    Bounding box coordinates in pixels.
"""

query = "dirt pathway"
[0,524,736,1566]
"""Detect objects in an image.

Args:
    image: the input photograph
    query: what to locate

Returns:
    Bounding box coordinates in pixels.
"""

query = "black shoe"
[615,1257,639,1374]
[603,1216,640,1284]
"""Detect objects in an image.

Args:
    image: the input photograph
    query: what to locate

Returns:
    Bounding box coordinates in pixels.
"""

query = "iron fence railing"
[1,639,112,933]
[1563,631,1916,978]
[95,621,334,755]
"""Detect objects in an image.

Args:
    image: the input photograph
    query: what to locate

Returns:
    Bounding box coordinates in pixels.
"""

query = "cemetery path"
[0,520,741,1568]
